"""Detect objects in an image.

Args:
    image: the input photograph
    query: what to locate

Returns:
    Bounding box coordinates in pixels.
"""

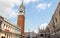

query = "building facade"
[24,31,37,38]
[0,16,21,38]
[35,2,60,38]
[48,2,60,34]
[46,2,60,38]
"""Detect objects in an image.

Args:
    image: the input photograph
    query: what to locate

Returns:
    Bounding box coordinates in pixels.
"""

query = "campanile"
[17,0,25,37]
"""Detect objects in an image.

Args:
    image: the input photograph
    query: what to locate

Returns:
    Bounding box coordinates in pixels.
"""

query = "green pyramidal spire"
[21,0,24,6]
[19,0,25,14]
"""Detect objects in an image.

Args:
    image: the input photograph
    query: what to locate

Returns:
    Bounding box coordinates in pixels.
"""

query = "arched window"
[59,11,60,16]
[3,24,5,29]
[0,20,2,27]
[1,36,5,38]
[55,17,57,23]
[40,34,43,37]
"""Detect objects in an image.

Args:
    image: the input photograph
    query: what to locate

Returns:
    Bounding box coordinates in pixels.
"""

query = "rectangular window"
[59,11,60,16]
[20,11,23,12]
[0,20,2,28]
[55,17,57,23]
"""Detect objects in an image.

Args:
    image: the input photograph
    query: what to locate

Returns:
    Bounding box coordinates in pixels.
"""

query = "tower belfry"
[19,0,25,15]
[17,0,25,37]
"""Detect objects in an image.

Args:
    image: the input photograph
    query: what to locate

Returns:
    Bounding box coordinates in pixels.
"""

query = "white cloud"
[37,3,52,9]
[0,0,21,19]
[0,0,38,19]
[34,29,38,33]
[47,3,52,8]
[31,0,38,2]
[40,23,48,29]
[24,0,31,4]
[24,0,38,4]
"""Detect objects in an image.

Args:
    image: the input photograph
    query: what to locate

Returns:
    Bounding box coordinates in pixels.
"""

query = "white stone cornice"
[18,13,25,15]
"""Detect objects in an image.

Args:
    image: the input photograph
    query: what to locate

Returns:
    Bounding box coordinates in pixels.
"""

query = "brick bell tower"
[17,0,25,37]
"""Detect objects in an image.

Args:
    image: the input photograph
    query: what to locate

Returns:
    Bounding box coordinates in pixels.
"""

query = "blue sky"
[24,0,59,32]
[0,0,60,32]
